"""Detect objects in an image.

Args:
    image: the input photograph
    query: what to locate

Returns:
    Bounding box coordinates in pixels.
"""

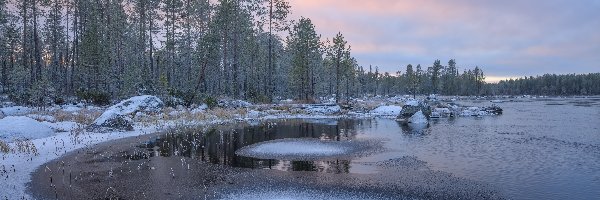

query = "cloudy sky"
[288,0,600,82]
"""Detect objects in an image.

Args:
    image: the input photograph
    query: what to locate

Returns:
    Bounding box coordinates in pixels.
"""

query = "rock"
[370,105,402,117]
[408,111,428,124]
[91,95,163,131]
[90,115,133,131]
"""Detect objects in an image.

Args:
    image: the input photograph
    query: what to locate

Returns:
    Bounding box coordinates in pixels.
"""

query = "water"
[135,97,600,199]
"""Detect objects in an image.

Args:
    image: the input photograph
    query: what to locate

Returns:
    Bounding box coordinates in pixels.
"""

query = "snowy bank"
[305,104,341,115]
[0,116,54,142]
[370,105,402,117]
[0,106,33,116]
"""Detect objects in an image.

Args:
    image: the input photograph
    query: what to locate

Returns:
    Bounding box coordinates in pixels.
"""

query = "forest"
[0,0,598,106]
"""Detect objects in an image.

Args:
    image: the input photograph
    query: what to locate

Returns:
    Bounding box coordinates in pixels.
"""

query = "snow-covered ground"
[0,116,54,142]
[1,125,160,199]
[369,105,402,117]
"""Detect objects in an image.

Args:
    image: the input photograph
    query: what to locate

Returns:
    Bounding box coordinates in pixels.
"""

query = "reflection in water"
[134,119,375,174]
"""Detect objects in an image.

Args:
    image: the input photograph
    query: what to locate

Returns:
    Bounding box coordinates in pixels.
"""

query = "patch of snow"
[191,104,208,113]
[93,95,163,126]
[305,104,341,115]
[280,99,294,103]
[433,108,451,114]
[41,121,81,132]
[61,104,83,113]
[236,139,352,160]
[370,105,402,116]
[247,110,264,118]
[0,116,54,142]
[0,106,33,116]
[404,100,420,106]
[26,114,56,122]
[219,100,252,108]
[408,111,428,124]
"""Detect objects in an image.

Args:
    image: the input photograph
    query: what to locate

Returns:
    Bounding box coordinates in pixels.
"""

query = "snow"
[191,104,208,113]
[408,111,428,124]
[41,121,81,132]
[0,106,33,116]
[0,127,156,199]
[218,100,252,108]
[61,104,84,113]
[370,105,402,116]
[247,110,264,118]
[26,114,56,122]
[0,116,54,142]
[236,139,352,160]
[433,108,451,114]
[93,95,163,126]
[404,100,420,106]
[305,104,341,115]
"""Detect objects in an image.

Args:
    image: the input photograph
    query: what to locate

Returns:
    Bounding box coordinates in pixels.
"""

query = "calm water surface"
[142,98,600,199]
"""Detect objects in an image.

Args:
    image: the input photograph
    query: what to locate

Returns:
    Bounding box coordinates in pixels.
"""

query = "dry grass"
[0,140,10,153]
[49,109,102,125]
[208,108,247,119]
[13,140,38,155]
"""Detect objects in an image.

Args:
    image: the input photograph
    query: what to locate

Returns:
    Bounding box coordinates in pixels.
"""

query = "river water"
[143,97,600,199]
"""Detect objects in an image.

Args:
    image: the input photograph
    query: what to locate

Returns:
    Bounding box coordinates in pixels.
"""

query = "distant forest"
[0,0,598,106]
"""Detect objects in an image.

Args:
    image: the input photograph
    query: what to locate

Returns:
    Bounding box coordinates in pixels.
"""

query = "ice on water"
[236,139,353,160]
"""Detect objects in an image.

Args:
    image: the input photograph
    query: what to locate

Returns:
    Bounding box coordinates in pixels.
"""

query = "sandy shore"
[29,132,504,200]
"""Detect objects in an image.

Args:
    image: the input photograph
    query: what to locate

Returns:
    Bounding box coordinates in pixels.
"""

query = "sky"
[288,0,600,82]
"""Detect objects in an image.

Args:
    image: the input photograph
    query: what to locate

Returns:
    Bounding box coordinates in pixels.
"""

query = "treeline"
[490,73,600,96]
[1,1,593,106]
[372,59,487,97]
[0,0,488,105]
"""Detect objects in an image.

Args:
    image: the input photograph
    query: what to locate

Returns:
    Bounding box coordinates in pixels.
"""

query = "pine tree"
[287,17,321,102]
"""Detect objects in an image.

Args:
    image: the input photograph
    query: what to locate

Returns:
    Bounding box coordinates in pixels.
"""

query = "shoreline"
[27,119,502,200]
[1,113,363,199]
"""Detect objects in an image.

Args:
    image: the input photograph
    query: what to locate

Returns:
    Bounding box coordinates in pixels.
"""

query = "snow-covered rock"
[370,105,402,116]
[408,111,428,124]
[433,108,451,115]
[0,116,54,142]
[92,95,163,130]
[404,100,420,106]
[0,106,33,116]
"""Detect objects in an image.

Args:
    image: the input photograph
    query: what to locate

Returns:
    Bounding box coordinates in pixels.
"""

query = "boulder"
[90,95,163,131]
